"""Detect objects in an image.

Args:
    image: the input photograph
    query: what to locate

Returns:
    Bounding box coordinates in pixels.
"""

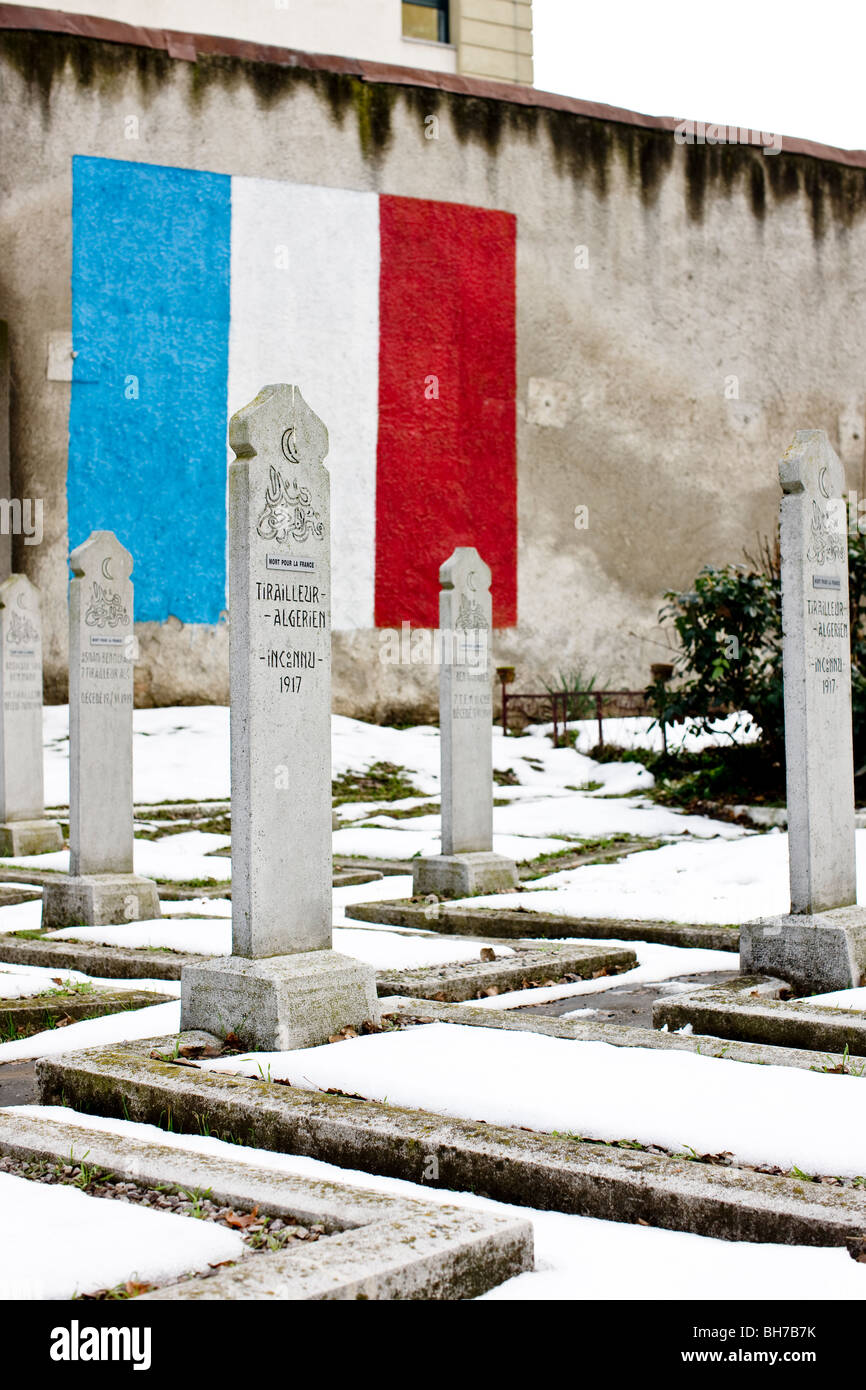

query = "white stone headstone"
[740,431,866,992]
[413,547,517,897]
[182,385,378,1049]
[69,530,135,876]
[228,383,332,957]
[41,530,160,927]
[440,548,494,856]
[0,574,62,854]
[780,433,855,913]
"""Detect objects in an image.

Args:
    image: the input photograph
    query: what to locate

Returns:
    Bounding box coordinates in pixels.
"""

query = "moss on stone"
[188,53,395,159]
[0,30,169,117]
[679,136,866,237]
[539,109,611,197]
[633,128,675,208]
[749,159,767,220]
[765,153,801,203]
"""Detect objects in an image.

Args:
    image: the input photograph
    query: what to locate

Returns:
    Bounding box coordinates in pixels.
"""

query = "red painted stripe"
[375,195,517,629]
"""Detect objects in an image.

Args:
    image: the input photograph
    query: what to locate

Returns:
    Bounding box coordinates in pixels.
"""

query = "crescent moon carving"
[466,571,477,592]
[16,592,27,609]
[102,557,114,581]
[818,466,830,498]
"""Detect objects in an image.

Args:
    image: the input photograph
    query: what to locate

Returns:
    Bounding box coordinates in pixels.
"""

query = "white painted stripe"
[228,178,380,630]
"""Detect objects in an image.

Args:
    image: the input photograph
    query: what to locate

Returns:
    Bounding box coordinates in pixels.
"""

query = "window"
[402,0,450,44]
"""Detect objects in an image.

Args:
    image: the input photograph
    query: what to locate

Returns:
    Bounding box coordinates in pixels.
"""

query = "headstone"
[413,547,518,897]
[0,574,63,855]
[182,384,379,1050]
[741,430,866,992]
[41,531,160,927]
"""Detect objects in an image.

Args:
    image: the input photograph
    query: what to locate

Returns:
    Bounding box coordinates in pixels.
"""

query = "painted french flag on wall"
[69,156,517,631]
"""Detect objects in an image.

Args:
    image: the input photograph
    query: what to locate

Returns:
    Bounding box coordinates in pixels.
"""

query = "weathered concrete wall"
[2,27,866,717]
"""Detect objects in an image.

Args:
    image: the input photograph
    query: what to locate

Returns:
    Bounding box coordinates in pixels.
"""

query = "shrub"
[649,524,866,764]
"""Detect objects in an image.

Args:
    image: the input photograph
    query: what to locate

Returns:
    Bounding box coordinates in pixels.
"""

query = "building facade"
[1,7,865,716]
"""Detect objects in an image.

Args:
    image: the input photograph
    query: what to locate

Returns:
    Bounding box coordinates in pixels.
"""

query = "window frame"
[401,0,451,45]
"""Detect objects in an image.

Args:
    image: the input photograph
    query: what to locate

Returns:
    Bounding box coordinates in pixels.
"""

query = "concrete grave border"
[0,1107,532,1301]
[382,996,863,1075]
[345,899,740,951]
[0,934,192,980]
[0,867,382,892]
[0,883,43,906]
[653,975,866,1058]
[374,941,635,1000]
[0,936,635,1001]
[0,987,173,1034]
[37,1028,866,1248]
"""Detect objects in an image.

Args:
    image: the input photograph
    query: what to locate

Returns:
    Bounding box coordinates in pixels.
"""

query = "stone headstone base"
[0,819,63,857]
[412,851,519,898]
[41,873,161,929]
[739,905,866,994]
[181,949,380,1051]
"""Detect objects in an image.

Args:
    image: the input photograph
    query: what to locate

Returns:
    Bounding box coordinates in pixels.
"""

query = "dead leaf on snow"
[148,1051,200,1068]
[125,1279,153,1297]
[327,1025,358,1043]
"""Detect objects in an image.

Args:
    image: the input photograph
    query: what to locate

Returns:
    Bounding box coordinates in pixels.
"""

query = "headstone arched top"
[440,547,492,629]
[0,573,41,651]
[229,384,329,471]
[231,386,330,566]
[779,429,845,500]
[69,530,134,585]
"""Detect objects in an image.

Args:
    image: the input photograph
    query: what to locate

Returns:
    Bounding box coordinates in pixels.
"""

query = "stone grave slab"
[39,1033,866,1250]
[653,974,866,1057]
[0,1108,532,1301]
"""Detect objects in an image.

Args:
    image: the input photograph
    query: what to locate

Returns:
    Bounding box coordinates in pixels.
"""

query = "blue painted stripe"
[69,156,231,624]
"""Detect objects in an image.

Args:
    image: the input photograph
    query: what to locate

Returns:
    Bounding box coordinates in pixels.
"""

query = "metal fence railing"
[496,672,666,751]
